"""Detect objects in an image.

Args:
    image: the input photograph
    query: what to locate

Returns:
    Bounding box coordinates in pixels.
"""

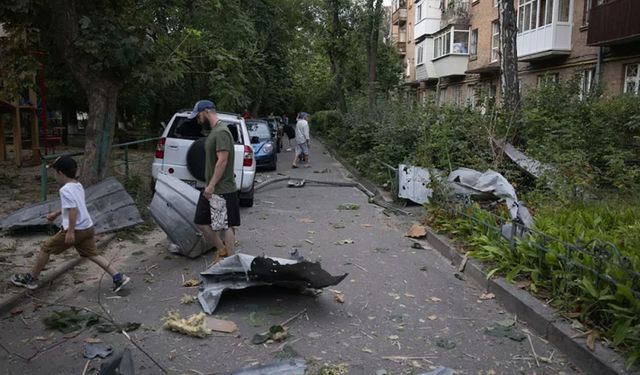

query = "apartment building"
[392,0,640,106]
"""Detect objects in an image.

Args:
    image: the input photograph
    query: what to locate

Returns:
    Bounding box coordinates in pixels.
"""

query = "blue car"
[246,120,277,171]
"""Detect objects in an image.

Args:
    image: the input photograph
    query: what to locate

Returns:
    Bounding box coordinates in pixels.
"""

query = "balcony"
[433,55,468,77]
[393,39,407,55]
[392,7,408,25]
[516,0,572,61]
[587,0,640,46]
[440,0,470,29]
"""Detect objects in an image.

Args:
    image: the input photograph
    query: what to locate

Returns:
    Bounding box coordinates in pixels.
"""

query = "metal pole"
[124,145,129,178]
[41,157,48,201]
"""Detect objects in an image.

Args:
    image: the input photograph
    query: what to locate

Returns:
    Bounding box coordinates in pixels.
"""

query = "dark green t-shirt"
[204,121,237,194]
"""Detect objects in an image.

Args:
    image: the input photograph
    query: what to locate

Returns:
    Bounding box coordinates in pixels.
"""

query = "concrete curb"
[0,233,117,316]
[424,228,636,375]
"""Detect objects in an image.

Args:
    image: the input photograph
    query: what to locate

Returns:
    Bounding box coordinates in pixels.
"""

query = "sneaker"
[113,275,130,292]
[10,273,38,290]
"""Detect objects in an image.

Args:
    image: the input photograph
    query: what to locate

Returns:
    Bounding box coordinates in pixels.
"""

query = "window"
[453,86,462,106]
[624,63,640,95]
[417,45,424,65]
[580,68,596,99]
[558,0,570,22]
[439,87,448,106]
[519,0,554,32]
[399,28,406,43]
[434,26,469,58]
[406,58,411,76]
[537,72,560,86]
[469,29,478,57]
[467,85,476,107]
[491,21,500,62]
[417,4,423,22]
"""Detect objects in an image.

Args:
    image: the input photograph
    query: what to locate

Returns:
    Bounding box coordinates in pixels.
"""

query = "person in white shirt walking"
[292,112,310,168]
[9,156,130,292]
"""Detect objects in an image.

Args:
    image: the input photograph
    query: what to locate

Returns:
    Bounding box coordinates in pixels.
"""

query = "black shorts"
[194,191,241,228]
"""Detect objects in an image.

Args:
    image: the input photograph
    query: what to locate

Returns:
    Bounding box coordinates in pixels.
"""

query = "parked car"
[151,110,256,207]
[246,119,278,171]
[259,117,283,153]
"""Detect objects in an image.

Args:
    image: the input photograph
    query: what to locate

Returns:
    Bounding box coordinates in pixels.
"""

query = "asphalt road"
[0,141,581,374]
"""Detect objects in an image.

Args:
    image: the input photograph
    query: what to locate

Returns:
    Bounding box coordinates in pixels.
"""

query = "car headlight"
[263,143,274,153]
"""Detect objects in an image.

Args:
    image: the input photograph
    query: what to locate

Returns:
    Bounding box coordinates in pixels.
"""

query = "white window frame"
[491,21,500,62]
[469,28,478,57]
[417,45,424,65]
[624,63,640,95]
[434,26,469,59]
[537,72,560,86]
[417,3,423,22]
[579,68,596,100]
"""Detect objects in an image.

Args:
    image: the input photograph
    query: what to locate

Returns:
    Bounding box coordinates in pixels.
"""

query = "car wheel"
[239,186,254,207]
[186,137,207,182]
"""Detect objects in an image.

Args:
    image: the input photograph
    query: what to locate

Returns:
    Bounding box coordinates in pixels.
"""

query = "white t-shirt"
[295,119,309,145]
[60,182,93,230]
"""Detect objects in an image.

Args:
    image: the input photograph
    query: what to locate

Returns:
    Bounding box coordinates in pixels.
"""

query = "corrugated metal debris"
[198,253,348,314]
[398,164,433,204]
[0,177,143,234]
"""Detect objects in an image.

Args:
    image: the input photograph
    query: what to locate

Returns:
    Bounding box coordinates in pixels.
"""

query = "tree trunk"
[327,0,348,113]
[498,0,520,110]
[81,81,119,185]
[367,0,383,109]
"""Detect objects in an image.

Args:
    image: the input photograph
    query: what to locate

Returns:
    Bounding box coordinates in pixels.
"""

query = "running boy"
[10,156,130,292]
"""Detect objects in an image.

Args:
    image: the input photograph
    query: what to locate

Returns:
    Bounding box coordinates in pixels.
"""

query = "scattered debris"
[484,320,526,342]
[331,290,345,303]
[454,273,465,281]
[428,315,438,321]
[182,278,202,287]
[360,224,373,228]
[163,312,211,338]
[435,338,456,349]
[457,254,469,272]
[98,348,134,375]
[83,343,113,359]
[84,337,102,344]
[430,297,441,303]
[252,324,288,344]
[10,307,23,315]
[479,292,496,300]
[287,179,306,188]
[198,254,346,314]
[299,218,315,223]
[180,294,198,304]
[205,317,238,333]
[94,322,140,334]
[43,309,99,333]
[337,203,360,210]
[332,222,346,229]
[411,242,425,250]
[418,366,454,375]
[405,224,427,238]
[313,168,331,174]
[252,309,307,345]
[336,239,354,245]
[398,164,434,204]
[515,280,532,289]
[229,357,306,374]
[586,330,600,351]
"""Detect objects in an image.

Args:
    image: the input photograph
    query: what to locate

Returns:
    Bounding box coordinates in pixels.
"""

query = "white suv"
[151,110,256,206]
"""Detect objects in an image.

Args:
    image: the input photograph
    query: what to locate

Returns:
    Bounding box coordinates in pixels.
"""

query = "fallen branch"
[526,333,540,367]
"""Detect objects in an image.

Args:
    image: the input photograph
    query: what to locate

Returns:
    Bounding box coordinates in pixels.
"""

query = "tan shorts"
[42,227,99,257]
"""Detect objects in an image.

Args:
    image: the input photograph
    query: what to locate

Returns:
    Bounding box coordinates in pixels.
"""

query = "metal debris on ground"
[198,254,347,314]
[98,348,134,375]
[83,342,113,359]
[405,224,427,238]
[0,177,143,234]
[398,164,434,204]
[163,311,211,338]
[411,242,425,250]
[287,179,306,188]
[228,357,306,375]
[418,366,454,375]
